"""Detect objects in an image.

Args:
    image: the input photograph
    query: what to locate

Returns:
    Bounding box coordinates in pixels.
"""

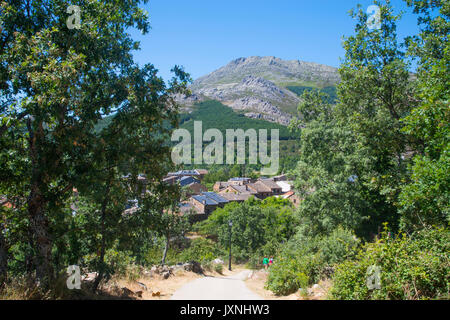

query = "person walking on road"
[263,256,269,270]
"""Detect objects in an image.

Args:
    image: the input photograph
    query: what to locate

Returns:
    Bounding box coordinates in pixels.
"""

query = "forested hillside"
[180,100,295,140]
[286,86,337,104]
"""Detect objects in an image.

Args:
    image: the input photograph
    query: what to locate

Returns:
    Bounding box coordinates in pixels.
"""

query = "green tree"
[197,198,297,261]
[291,0,416,239]
[0,0,189,289]
[399,0,449,230]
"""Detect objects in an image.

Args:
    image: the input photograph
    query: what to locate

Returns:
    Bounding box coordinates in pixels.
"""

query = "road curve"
[171,270,263,300]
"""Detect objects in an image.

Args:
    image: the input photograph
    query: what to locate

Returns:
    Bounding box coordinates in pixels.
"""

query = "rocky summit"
[175,56,340,126]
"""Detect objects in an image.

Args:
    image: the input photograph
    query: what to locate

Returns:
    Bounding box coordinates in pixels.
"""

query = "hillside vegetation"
[286,86,338,104]
[180,100,296,140]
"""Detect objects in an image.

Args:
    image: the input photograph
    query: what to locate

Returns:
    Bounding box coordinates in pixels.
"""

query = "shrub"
[265,257,309,295]
[83,248,136,280]
[317,227,360,266]
[202,261,212,272]
[330,227,450,300]
[178,238,224,263]
[247,239,282,269]
[104,249,135,278]
[197,198,298,262]
[143,246,182,266]
[278,227,360,284]
[214,263,224,275]
[124,264,141,281]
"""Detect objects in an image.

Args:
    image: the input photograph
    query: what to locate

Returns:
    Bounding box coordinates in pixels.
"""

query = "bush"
[104,249,135,278]
[316,227,360,266]
[278,227,360,284]
[202,261,213,272]
[83,248,136,280]
[265,257,309,295]
[178,238,224,263]
[247,239,282,269]
[330,227,450,300]
[143,246,182,266]
[214,263,224,275]
[197,198,297,262]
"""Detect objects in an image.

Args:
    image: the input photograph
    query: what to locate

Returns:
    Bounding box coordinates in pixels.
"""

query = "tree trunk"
[0,227,7,287]
[27,118,53,289]
[28,192,53,289]
[92,224,106,293]
[92,177,112,293]
[161,233,169,266]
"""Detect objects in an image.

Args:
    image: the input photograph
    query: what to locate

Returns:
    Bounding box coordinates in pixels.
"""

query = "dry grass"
[100,264,243,300]
[243,270,332,300]
[1,269,207,300]
[109,270,204,300]
[1,265,331,301]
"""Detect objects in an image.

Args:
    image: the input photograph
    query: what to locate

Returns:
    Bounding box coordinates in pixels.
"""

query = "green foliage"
[197,198,298,262]
[180,100,295,140]
[265,257,309,295]
[143,245,184,266]
[83,247,136,281]
[398,0,450,230]
[399,155,450,229]
[214,263,224,274]
[287,85,337,104]
[290,1,416,239]
[247,239,282,269]
[266,228,360,294]
[0,0,189,289]
[178,238,224,263]
[330,227,450,300]
[176,100,300,174]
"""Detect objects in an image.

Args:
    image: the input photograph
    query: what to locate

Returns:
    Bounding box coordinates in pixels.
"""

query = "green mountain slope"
[286,85,338,104]
[180,100,296,140]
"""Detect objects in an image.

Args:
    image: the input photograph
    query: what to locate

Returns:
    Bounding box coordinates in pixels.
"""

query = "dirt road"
[170,270,263,300]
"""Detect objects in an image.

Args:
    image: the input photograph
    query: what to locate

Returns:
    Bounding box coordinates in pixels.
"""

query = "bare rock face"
[175,56,339,126]
[191,56,340,91]
[173,92,202,107]
[228,97,292,126]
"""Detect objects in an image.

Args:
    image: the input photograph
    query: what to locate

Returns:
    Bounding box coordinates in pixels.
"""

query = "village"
[162,169,300,221]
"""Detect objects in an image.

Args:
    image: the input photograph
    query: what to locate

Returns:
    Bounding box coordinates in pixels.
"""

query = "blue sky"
[129,0,420,81]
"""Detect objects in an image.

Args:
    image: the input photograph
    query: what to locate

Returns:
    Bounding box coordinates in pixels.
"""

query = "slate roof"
[229,177,251,182]
[192,195,218,205]
[259,179,282,190]
[248,181,272,193]
[168,170,200,176]
[192,192,229,205]
[220,193,255,202]
[214,181,230,189]
[180,176,200,187]
[229,185,257,194]
[202,192,229,204]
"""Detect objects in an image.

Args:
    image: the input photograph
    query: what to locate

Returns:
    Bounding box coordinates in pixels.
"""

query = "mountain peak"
[192,56,339,90]
[177,56,340,126]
